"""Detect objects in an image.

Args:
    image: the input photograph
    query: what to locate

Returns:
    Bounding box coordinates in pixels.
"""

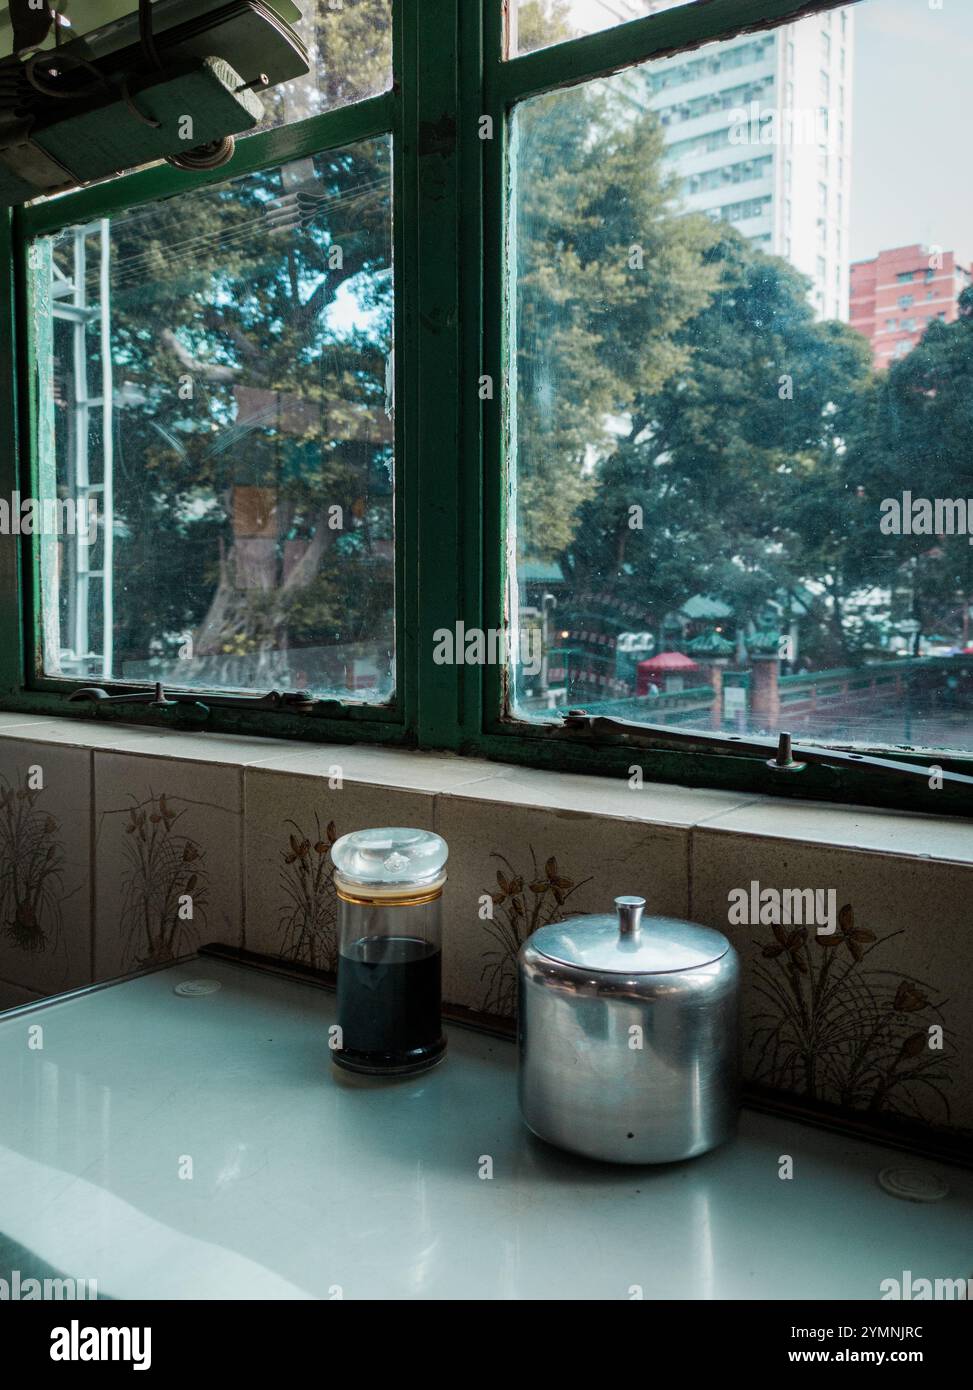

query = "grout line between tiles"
[692,795,772,827]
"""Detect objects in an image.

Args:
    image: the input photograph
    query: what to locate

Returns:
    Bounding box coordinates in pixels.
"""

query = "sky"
[563,0,973,270]
[851,0,972,267]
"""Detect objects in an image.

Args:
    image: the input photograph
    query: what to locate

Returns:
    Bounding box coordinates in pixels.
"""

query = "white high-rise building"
[635,2,854,321]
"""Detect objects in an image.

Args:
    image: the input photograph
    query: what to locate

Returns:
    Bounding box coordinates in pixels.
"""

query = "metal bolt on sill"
[767,731,806,773]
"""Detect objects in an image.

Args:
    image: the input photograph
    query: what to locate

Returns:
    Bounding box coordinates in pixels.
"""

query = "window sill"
[0,711,969,867]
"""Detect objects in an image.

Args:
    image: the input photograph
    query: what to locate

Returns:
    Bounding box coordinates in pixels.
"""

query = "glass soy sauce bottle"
[332,828,447,1076]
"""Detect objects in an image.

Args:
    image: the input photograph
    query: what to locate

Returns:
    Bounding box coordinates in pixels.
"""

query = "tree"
[565,228,874,660]
[843,288,973,650]
[513,0,575,52]
[513,79,722,558]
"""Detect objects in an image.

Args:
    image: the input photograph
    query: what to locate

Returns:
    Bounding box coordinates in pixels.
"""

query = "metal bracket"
[69,682,317,716]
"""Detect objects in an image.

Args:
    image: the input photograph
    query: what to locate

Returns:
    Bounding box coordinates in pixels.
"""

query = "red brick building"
[849,244,971,369]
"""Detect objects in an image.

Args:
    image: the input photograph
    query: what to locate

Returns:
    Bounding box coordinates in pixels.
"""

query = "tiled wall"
[0,713,970,1150]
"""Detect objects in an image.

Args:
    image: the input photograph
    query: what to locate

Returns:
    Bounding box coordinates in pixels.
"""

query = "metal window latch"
[68,683,317,716]
[767,732,806,773]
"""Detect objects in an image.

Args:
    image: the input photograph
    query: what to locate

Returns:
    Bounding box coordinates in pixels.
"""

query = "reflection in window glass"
[256,0,392,131]
[509,0,697,57]
[509,1,973,753]
[39,135,394,702]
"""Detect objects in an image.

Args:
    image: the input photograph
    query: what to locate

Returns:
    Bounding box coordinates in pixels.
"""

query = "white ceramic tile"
[0,719,177,753]
[0,711,66,734]
[243,768,436,970]
[93,752,243,979]
[101,727,308,766]
[439,761,757,827]
[0,740,91,995]
[0,719,509,791]
[691,826,973,1137]
[242,740,507,792]
[698,796,973,865]
[436,794,690,1017]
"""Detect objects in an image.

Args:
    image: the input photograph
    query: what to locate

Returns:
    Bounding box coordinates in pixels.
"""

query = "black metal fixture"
[0,1,309,206]
[69,683,317,716]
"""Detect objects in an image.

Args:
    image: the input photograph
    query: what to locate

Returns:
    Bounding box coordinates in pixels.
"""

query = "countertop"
[1,957,971,1300]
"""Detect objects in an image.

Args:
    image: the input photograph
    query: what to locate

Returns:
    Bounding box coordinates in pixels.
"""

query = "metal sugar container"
[518,895,739,1163]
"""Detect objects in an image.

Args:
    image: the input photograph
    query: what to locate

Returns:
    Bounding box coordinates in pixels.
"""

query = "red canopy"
[636,651,700,697]
[638,652,700,672]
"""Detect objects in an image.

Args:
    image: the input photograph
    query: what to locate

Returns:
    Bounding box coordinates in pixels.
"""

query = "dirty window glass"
[254,0,393,133]
[37,134,394,702]
[508,0,973,754]
[508,0,699,57]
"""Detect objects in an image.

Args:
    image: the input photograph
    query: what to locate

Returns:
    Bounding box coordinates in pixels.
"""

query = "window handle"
[69,683,316,715]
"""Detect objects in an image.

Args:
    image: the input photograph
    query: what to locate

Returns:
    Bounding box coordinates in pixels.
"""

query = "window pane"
[39,134,394,702]
[509,0,699,58]
[255,0,393,131]
[508,0,973,754]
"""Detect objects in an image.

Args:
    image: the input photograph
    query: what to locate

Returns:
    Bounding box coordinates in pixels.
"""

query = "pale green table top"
[1,957,970,1300]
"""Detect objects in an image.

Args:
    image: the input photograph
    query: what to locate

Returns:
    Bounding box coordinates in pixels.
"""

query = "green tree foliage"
[512,0,575,52]
[551,223,875,663]
[263,0,392,123]
[514,79,722,557]
[844,288,973,649]
[517,87,969,672]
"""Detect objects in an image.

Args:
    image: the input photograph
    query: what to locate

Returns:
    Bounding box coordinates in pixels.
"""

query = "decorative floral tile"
[435,794,690,1018]
[243,769,436,972]
[0,740,91,996]
[691,827,973,1138]
[93,753,243,980]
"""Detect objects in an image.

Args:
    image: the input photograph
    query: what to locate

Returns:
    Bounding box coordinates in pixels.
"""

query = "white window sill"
[0,711,969,867]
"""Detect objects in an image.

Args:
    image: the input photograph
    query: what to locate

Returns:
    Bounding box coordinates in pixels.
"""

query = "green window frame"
[0,0,970,818]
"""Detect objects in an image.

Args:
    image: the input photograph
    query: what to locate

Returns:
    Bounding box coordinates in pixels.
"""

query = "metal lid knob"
[615,896,646,940]
[528,896,730,975]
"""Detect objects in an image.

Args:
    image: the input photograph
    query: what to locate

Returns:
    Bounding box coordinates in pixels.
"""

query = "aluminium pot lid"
[529,896,729,975]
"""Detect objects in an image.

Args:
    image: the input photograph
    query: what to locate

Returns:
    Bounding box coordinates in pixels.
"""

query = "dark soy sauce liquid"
[335,935,446,1074]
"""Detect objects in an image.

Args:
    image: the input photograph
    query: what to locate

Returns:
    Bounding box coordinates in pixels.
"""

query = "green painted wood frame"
[0,0,969,818]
